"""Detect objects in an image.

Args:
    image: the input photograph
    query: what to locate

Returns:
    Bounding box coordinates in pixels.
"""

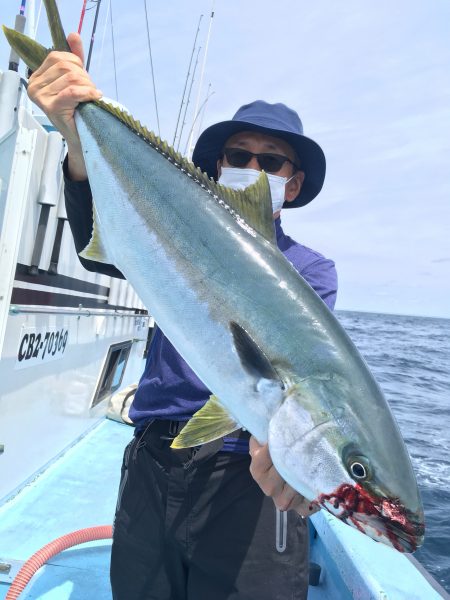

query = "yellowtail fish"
[3,0,425,552]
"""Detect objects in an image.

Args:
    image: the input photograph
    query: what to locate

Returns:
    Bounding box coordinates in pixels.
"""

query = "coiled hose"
[6,525,113,599]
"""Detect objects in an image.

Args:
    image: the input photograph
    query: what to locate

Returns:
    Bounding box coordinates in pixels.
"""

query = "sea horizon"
[336,307,450,321]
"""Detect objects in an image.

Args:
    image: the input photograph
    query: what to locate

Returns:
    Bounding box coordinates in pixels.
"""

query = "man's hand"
[27,33,102,181]
[249,436,319,518]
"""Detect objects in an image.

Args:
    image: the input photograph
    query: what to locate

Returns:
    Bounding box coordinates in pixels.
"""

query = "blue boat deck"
[0,419,448,599]
[0,419,133,600]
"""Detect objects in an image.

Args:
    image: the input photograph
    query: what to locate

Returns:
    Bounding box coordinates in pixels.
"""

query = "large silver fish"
[4,0,425,552]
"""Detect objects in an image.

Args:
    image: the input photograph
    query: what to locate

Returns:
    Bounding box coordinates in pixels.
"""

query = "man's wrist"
[66,143,88,182]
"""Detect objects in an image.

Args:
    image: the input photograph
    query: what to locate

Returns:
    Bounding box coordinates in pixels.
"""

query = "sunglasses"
[222,147,300,173]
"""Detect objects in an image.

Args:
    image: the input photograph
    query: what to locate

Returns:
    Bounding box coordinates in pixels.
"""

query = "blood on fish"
[316,483,423,552]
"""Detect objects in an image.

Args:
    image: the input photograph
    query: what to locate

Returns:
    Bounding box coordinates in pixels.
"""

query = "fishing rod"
[94,0,110,73]
[186,0,215,158]
[196,81,213,144]
[109,0,119,100]
[173,14,203,147]
[177,45,201,153]
[144,0,160,137]
[183,83,214,157]
[86,0,103,72]
[78,0,88,33]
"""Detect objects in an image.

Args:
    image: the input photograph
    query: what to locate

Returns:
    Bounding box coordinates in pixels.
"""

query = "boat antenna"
[172,14,203,147]
[186,0,215,159]
[143,0,160,137]
[176,45,201,152]
[85,0,103,72]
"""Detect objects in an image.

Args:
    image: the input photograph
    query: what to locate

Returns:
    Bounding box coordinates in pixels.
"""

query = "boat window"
[91,340,132,408]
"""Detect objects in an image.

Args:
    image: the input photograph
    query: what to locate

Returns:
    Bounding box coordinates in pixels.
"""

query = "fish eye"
[343,446,372,481]
[348,456,372,481]
[342,444,372,482]
[350,461,367,479]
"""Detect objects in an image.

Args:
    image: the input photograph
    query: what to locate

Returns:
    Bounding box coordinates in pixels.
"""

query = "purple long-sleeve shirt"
[64,169,338,432]
[129,220,337,427]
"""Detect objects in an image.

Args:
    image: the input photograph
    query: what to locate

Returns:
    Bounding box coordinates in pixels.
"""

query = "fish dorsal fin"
[217,173,276,244]
[171,395,240,449]
[79,205,111,264]
[230,321,280,381]
[92,100,277,244]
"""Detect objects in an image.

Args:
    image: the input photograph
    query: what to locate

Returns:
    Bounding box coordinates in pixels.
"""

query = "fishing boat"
[0,6,449,600]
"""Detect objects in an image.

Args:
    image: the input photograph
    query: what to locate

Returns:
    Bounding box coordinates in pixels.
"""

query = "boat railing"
[8,304,148,318]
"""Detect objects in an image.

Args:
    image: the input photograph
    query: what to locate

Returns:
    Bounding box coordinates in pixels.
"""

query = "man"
[28,33,337,600]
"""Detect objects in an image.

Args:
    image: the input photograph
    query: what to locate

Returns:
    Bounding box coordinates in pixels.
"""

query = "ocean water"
[337,310,450,592]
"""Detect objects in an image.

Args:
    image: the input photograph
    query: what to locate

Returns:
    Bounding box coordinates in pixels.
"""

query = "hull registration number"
[16,327,69,369]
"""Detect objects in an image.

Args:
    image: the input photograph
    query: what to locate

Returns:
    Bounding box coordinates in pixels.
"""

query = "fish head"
[315,443,425,553]
[267,374,425,552]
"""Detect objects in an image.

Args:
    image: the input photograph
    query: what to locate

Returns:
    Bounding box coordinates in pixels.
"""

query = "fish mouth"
[349,507,425,553]
[316,483,425,553]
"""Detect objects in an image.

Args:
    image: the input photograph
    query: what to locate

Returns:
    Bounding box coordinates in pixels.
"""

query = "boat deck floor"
[1,418,448,600]
[0,419,133,600]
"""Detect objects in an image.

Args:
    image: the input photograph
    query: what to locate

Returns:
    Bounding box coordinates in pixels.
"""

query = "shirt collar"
[275,216,284,243]
[274,216,294,252]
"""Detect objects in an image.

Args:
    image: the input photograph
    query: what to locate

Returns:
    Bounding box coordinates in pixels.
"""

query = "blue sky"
[1,0,449,317]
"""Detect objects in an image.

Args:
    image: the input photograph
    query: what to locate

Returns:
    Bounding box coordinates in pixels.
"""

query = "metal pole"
[9,305,148,317]
[8,14,27,71]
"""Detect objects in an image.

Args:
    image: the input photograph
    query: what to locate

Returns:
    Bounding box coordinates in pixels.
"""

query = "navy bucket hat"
[192,100,326,208]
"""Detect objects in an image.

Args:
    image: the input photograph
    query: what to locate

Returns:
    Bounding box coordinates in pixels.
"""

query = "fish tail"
[2,0,70,73]
[43,0,71,53]
[1,27,49,72]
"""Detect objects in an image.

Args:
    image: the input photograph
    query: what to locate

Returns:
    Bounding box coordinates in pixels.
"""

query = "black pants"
[110,421,309,600]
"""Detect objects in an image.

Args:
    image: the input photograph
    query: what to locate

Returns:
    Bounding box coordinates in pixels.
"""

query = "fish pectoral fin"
[79,205,112,263]
[171,395,240,449]
[217,171,276,244]
[230,321,281,382]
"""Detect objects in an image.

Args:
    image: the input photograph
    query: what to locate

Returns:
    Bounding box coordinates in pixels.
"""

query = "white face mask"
[218,167,294,214]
